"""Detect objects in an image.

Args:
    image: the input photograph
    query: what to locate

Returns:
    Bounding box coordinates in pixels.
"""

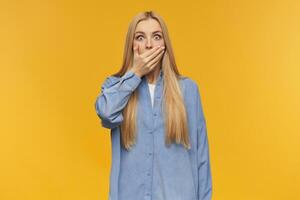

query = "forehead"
[135,18,162,33]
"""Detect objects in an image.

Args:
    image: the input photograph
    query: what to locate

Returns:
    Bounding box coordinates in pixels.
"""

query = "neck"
[146,66,161,84]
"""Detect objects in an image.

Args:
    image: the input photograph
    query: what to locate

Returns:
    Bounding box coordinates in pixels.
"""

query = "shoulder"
[179,75,206,118]
[178,75,200,96]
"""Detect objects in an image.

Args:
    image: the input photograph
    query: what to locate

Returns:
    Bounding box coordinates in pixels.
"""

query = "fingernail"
[161,46,165,49]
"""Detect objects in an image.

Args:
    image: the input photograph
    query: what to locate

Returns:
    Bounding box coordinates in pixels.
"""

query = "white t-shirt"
[148,83,156,107]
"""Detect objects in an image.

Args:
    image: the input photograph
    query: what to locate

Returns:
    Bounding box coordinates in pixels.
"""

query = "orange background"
[1,1,299,199]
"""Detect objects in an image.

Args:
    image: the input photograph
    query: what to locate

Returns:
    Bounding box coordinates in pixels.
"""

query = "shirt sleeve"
[195,84,213,200]
[94,70,142,129]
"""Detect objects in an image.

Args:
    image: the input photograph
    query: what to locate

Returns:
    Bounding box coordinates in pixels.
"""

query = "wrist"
[130,68,142,78]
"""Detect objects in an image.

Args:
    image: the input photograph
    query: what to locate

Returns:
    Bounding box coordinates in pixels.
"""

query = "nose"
[145,39,153,49]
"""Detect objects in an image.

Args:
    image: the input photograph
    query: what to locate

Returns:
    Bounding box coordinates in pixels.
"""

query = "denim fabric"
[95,68,212,200]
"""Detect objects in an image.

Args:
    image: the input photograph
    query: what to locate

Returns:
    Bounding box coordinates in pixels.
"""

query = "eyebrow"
[134,31,162,35]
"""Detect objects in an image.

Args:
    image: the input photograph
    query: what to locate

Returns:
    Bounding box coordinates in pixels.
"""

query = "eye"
[135,35,144,41]
[154,34,162,40]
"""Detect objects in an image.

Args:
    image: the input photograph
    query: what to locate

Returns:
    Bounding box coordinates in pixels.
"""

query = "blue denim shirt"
[95,69,212,200]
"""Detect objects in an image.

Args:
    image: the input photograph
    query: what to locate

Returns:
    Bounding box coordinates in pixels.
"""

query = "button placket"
[144,128,154,198]
[144,70,163,200]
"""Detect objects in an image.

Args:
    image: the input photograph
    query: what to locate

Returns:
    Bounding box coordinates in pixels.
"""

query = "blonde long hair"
[112,11,191,151]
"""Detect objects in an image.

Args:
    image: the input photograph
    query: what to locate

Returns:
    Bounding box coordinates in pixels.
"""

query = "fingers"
[147,49,164,69]
[149,59,161,71]
[148,56,163,72]
[145,46,164,63]
[133,45,139,57]
[141,46,161,58]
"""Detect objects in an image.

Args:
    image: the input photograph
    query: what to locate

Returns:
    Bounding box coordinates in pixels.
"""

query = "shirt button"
[147,172,150,176]
[148,152,152,156]
[154,113,157,116]
[149,131,153,134]
[146,193,150,196]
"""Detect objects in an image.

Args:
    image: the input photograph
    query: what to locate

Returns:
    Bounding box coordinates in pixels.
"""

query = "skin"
[131,18,166,84]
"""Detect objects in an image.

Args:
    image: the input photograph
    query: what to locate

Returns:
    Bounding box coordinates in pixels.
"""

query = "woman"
[95,11,212,200]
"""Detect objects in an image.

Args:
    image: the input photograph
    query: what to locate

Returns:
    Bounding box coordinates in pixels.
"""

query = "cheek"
[154,40,165,47]
[133,40,143,47]
[133,41,139,47]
